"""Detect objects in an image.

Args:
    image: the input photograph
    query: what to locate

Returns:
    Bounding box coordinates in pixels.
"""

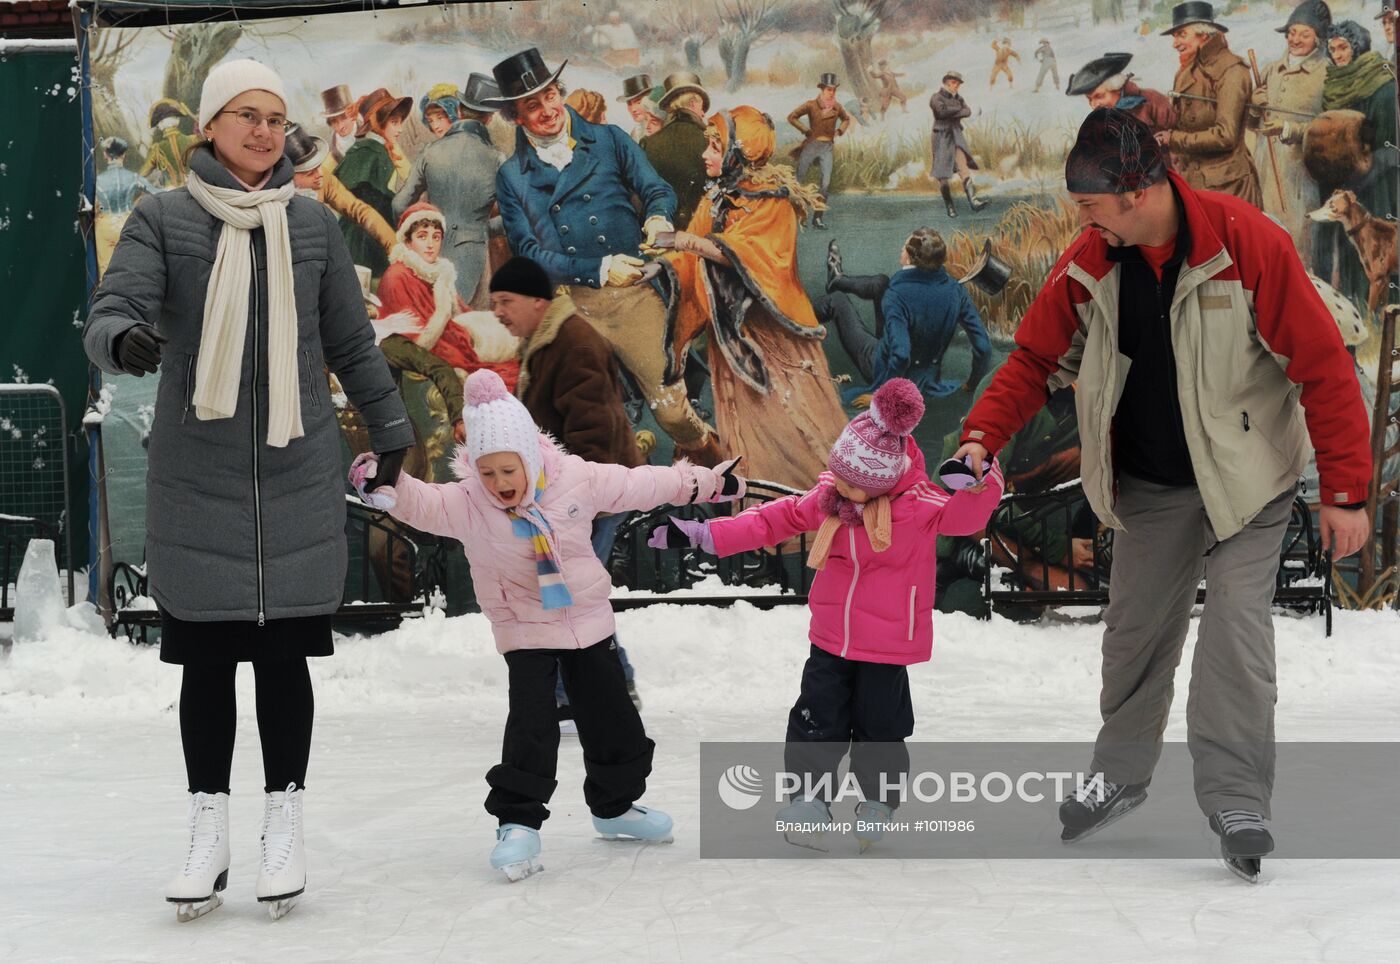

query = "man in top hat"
[787,73,851,230]
[1065,52,1176,163]
[816,229,991,404]
[1160,1,1262,206]
[952,108,1371,867]
[1032,38,1059,93]
[489,48,721,465]
[869,58,908,117]
[617,73,654,142]
[140,99,199,187]
[286,123,397,259]
[930,71,989,218]
[641,72,711,230]
[1376,0,1396,52]
[990,37,1020,88]
[320,84,359,171]
[1249,1,1331,260]
[394,72,504,308]
[95,136,163,276]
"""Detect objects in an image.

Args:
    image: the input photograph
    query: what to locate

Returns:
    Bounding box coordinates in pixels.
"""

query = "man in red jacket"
[953,108,1371,872]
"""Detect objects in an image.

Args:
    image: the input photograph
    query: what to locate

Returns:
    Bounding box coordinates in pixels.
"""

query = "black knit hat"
[1064,107,1167,194]
[489,256,554,301]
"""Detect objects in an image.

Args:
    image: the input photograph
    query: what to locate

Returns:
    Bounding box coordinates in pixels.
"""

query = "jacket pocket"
[302,351,321,410]
[180,355,195,424]
[907,586,917,641]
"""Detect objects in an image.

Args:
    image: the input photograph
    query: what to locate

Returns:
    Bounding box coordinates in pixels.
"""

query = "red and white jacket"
[961,172,1371,540]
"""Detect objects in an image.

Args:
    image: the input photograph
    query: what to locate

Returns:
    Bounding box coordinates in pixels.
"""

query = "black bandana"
[1064,107,1167,194]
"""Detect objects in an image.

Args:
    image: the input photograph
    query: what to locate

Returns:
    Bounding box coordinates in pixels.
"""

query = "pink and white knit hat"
[827,378,925,494]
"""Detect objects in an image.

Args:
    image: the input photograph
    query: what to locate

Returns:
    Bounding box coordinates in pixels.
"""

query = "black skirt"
[158,606,335,665]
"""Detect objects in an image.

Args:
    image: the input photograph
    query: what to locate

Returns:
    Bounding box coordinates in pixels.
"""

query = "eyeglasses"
[218,109,292,134]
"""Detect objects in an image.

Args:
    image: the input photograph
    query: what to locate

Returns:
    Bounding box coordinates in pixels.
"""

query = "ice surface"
[1,600,1396,961]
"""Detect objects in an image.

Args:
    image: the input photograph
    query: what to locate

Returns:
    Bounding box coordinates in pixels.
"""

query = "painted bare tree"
[159,23,243,114]
[661,2,718,71]
[88,28,142,163]
[717,0,785,91]
[834,0,891,104]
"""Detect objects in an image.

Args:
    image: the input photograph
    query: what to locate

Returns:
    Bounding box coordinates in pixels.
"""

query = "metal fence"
[0,384,75,618]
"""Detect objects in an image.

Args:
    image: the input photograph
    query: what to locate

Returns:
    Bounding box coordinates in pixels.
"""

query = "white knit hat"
[463,370,542,500]
[198,58,289,131]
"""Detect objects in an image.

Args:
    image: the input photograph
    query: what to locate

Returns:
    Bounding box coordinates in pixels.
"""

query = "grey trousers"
[1092,474,1294,818]
[796,140,834,197]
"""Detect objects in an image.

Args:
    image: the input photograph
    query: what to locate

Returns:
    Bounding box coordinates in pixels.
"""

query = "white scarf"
[388,242,459,350]
[526,119,574,171]
[185,170,303,448]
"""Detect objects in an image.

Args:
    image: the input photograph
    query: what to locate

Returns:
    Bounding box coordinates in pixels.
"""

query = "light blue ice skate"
[591,805,674,843]
[490,824,543,882]
[854,799,895,854]
[776,797,834,852]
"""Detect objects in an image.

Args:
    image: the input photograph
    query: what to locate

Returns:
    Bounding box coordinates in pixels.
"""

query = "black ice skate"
[1059,775,1147,843]
[1210,809,1273,884]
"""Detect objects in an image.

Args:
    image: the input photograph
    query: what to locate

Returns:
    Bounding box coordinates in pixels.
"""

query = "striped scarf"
[506,471,574,610]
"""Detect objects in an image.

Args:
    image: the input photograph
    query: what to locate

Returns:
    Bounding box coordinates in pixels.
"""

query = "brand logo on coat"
[568,504,580,517]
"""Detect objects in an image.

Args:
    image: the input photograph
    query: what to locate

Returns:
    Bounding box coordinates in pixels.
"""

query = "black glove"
[364,447,406,492]
[115,324,166,376]
[717,455,744,499]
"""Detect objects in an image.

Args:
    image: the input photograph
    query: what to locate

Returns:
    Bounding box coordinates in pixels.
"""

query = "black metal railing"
[984,483,1332,635]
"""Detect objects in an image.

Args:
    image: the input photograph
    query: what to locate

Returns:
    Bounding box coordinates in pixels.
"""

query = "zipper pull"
[1241,411,1250,432]
[258,612,265,627]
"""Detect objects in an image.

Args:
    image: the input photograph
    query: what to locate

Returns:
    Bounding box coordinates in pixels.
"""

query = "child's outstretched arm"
[656,482,829,557]
[586,455,746,515]
[348,452,474,541]
[920,459,1006,537]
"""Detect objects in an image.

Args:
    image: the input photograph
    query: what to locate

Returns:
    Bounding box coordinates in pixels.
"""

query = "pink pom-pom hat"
[827,378,925,494]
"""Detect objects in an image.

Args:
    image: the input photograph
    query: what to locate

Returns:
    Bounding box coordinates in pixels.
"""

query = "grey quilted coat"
[85,146,414,623]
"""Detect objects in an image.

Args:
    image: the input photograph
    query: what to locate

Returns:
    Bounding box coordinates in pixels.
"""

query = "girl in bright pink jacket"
[349,369,744,880]
[649,378,1003,851]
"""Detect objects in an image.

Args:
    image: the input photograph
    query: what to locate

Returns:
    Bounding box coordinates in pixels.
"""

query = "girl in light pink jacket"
[648,378,1003,852]
[349,369,744,880]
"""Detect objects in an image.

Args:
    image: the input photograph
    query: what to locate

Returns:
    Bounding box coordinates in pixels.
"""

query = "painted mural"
[85,0,1396,606]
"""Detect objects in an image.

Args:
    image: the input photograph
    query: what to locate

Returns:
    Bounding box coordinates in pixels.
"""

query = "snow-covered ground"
[2,592,1397,962]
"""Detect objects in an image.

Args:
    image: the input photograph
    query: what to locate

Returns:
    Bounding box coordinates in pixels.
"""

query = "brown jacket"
[1168,34,1262,205]
[787,98,850,142]
[516,293,642,467]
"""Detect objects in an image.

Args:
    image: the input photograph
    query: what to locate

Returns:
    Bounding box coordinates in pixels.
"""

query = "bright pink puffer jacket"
[382,437,724,653]
[709,442,1003,666]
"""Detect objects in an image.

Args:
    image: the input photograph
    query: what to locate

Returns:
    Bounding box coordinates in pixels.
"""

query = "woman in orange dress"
[656,106,847,489]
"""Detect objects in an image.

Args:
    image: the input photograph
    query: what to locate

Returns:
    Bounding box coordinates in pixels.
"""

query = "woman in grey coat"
[84,60,413,922]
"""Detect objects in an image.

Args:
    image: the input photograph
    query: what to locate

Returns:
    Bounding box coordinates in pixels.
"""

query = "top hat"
[1376,0,1396,19]
[1161,1,1228,34]
[320,84,355,119]
[1278,0,1332,34]
[356,87,413,137]
[658,71,711,112]
[617,73,653,103]
[485,48,568,106]
[149,98,193,129]
[957,239,1012,296]
[817,72,840,88]
[283,123,328,173]
[462,72,501,113]
[942,70,965,83]
[1065,52,1134,96]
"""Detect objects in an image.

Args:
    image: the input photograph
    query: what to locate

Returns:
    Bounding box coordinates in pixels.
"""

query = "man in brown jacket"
[787,73,851,229]
[489,254,645,717]
[1159,2,1262,205]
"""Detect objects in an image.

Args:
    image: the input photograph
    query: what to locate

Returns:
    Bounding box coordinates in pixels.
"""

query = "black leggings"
[179,657,314,795]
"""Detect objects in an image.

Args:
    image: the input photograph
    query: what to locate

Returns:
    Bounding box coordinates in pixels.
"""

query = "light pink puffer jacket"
[709,442,1004,666]
[382,437,724,653]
